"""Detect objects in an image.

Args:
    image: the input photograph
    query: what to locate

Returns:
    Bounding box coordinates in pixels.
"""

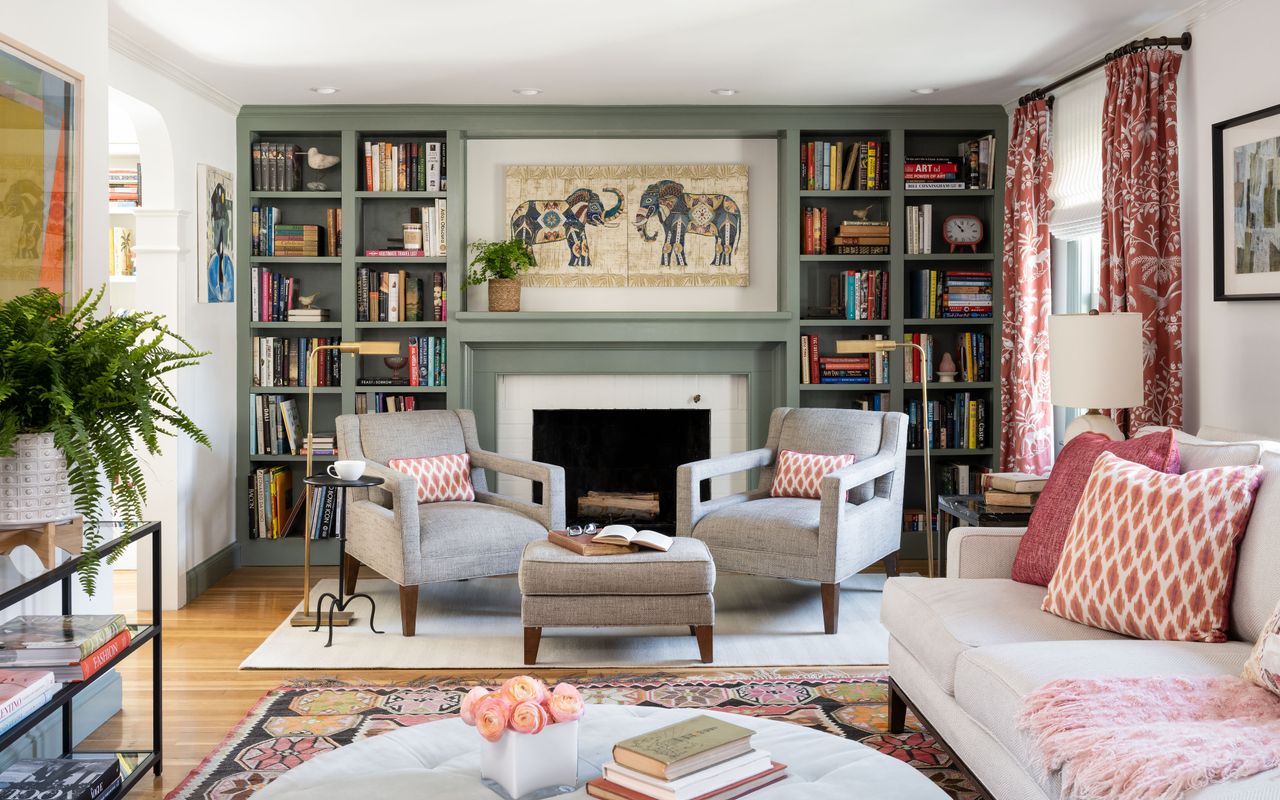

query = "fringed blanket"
[1019,675,1280,800]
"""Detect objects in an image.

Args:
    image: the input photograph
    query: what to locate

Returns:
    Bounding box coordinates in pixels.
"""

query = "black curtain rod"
[1017,32,1192,108]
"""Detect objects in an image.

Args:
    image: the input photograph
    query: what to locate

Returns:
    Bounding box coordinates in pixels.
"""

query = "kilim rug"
[167,670,983,800]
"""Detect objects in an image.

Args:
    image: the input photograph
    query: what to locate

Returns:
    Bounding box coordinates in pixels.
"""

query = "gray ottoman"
[518,538,717,664]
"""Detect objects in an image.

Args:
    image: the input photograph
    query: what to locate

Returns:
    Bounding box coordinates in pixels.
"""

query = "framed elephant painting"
[506,164,749,287]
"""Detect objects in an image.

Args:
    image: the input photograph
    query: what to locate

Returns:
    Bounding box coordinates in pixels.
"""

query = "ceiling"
[108,0,1197,107]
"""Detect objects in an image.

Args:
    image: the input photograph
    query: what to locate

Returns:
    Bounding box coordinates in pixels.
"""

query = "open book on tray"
[592,524,673,552]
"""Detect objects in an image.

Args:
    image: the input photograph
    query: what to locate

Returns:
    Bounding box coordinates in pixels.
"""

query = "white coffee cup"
[327,460,365,481]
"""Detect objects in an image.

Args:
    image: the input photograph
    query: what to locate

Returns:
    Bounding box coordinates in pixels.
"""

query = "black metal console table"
[0,521,162,794]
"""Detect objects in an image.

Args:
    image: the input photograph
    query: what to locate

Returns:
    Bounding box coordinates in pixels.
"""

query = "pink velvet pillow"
[771,449,857,499]
[1011,429,1179,586]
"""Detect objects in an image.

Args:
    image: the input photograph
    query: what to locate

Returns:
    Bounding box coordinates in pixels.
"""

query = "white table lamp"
[1048,311,1144,442]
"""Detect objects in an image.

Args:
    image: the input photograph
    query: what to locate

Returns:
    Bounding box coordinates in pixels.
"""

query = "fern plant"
[0,288,210,594]
[465,238,536,286]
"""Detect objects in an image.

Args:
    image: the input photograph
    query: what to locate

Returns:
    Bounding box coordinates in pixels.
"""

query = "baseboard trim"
[186,542,241,602]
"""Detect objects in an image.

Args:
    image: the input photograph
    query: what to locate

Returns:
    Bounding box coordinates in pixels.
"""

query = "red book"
[408,340,419,387]
[77,629,132,681]
[808,334,820,385]
[587,762,787,800]
[364,249,426,257]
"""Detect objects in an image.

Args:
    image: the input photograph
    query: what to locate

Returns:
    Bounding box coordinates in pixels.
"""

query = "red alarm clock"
[942,214,984,253]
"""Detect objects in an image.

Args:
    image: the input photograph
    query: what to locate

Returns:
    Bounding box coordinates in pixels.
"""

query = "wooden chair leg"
[399,585,419,637]
[689,624,697,636]
[888,678,908,733]
[524,627,542,665]
[821,582,840,634]
[882,551,900,578]
[694,625,713,663]
[342,551,361,595]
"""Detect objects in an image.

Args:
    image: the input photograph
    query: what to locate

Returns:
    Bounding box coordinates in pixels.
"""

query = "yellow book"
[968,399,978,448]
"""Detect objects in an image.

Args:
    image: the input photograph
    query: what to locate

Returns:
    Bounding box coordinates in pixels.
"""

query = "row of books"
[904,510,931,532]
[251,206,341,257]
[355,393,429,414]
[960,135,998,190]
[355,335,447,387]
[904,156,967,191]
[363,140,444,192]
[906,394,989,450]
[248,465,294,539]
[800,334,889,385]
[802,209,890,256]
[251,267,321,322]
[251,336,343,387]
[938,462,993,496]
[356,268,446,322]
[907,270,993,319]
[249,394,301,456]
[0,755,123,800]
[800,140,886,191]
[406,201,448,257]
[900,332,991,383]
[588,715,786,800]
[251,142,307,191]
[905,204,934,254]
[108,165,141,208]
[853,394,884,411]
[0,615,131,684]
[837,269,890,320]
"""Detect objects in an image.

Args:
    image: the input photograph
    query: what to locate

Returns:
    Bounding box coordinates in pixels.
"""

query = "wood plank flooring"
[85,563,908,799]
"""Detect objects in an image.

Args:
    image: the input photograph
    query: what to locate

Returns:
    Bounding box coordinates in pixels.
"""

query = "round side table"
[304,473,385,647]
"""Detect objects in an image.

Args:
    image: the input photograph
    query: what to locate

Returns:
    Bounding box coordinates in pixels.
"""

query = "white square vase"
[479,719,579,800]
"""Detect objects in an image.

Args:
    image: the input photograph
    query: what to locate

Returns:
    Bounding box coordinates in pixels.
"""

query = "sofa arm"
[946,526,1027,579]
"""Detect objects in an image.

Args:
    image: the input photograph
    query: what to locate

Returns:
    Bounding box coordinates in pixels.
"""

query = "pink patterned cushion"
[1012,430,1180,586]
[1042,451,1264,642]
[1244,599,1280,698]
[387,453,475,503]
[770,449,857,499]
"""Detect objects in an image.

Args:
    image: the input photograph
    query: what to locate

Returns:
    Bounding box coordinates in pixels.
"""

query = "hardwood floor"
[87,562,915,798]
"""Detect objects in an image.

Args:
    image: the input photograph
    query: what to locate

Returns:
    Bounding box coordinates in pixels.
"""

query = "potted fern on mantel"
[467,238,536,312]
[0,288,209,594]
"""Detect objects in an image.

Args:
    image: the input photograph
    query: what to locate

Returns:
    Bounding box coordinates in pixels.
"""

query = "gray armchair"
[676,407,908,634]
[335,409,565,636]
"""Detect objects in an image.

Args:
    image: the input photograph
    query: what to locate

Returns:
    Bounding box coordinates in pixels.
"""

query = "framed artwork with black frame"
[1214,102,1280,301]
[0,35,80,303]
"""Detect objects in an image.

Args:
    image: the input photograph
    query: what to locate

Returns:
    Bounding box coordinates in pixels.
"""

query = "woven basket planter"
[0,433,75,529]
[488,278,522,312]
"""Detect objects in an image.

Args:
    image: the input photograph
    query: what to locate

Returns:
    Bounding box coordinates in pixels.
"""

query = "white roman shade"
[1048,73,1105,239]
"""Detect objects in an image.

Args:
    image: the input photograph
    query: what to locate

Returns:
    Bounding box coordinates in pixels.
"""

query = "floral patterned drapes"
[1000,99,1055,474]
[1098,49,1184,434]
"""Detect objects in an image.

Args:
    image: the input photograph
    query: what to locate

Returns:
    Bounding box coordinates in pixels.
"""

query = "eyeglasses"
[566,523,599,536]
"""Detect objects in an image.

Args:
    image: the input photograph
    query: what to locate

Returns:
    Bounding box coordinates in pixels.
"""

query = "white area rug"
[240,573,891,669]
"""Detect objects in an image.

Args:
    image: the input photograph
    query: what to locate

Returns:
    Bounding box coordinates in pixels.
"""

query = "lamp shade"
[835,339,899,354]
[1048,312,1144,409]
[346,341,401,356]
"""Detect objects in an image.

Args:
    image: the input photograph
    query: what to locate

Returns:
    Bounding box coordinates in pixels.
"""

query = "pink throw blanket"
[1019,676,1280,800]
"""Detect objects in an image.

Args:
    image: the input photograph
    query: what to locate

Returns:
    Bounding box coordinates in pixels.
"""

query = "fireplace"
[532,409,710,532]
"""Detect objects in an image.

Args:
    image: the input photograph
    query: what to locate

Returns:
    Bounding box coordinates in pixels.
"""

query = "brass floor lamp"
[290,339,401,627]
[835,338,937,578]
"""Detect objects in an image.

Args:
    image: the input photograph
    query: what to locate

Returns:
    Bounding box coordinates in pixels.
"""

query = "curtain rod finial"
[1180,31,1192,50]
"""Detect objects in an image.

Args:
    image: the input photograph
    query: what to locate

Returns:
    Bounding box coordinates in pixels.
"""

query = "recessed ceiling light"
[710,88,738,96]
[310,86,340,95]
[513,88,543,96]
[911,88,940,95]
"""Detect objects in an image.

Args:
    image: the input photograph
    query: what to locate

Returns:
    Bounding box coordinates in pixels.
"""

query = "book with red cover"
[363,249,426,257]
[586,762,787,800]
[76,629,132,681]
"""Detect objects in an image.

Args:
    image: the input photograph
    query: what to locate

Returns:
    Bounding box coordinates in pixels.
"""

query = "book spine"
[79,629,132,680]
[808,333,819,385]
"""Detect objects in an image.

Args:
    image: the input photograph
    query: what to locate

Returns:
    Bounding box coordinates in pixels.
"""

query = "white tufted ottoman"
[257,705,946,799]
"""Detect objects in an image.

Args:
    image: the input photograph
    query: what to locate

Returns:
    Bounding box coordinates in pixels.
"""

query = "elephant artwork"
[633,180,742,268]
[510,187,624,267]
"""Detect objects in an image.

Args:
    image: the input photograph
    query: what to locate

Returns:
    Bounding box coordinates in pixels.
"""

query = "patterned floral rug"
[167,670,982,800]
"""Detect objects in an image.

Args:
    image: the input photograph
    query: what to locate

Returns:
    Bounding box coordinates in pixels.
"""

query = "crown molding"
[108,24,241,115]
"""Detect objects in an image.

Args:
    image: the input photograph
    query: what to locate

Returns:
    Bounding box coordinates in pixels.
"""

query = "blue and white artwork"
[198,164,234,302]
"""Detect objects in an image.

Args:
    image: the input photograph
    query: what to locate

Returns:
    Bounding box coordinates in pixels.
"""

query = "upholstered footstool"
[518,538,716,664]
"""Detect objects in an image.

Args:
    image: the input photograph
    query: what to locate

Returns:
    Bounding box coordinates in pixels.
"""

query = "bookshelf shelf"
[799,319,891,327]
[249,321,343,329]
[800,190,892,199]
[904,382,994,390]
[249,191,341,200]
[248,454,338,463]
[800,255,889,263]
[799,384,889,391]
[903,253,993,261]
[355,191,446,199]
[909,448,995,456]
[354,321,447,329]
[354,256,447,264]
[250,256,342,264]
[249,387,343,394]
[902,318,995,326]
[354,385,447,393]
[904,189,997,198]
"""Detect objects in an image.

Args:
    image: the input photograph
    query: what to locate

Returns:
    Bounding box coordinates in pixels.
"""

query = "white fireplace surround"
[495,374,750,503]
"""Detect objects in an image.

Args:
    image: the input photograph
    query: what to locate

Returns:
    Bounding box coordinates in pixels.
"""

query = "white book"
[364,141,372,190]
[437,198,447,256]
[388,272,400,321]
[591,524,673,552]
[371,143,380,192]
[426,142,441,191]
[602,751,774,800]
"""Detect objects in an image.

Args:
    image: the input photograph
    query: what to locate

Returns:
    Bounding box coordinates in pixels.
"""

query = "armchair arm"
[817,451,901,556]
[946,526,1027,578]
[469,449,565,530]
[676,448,773,537]
[346,460,423,579]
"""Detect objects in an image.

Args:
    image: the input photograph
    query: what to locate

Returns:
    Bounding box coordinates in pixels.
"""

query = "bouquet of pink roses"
[460,675,585,742]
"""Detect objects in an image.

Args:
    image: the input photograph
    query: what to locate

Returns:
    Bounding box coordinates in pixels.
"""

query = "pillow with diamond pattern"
[1243,598,1280,698]
[1012,429,1180,586]
[387,453,475,503]
[1042,451,1264,642]
[770,449,857,499]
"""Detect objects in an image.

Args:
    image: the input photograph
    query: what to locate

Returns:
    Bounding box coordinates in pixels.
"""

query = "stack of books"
[251,207,339,256]
[108,166,140,209]
[904,157,965,190]
[272,224,324,257]
[0,756,121,800]
[983,472,1048,508]
[0,616,131,683]
[588,715,787,800]
[300,433,336,457]
[832,220,889,256]
[287,307,331,323]
[800,334,889,385]
[0,670,55,736]
[907,270,993,319]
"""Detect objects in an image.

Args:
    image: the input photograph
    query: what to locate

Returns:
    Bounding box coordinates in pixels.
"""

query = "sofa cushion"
[519,538,715,596]
[953,639,1256,782]
[1012,429,1179,586]
[1243,597,1280,698]
[1233,451,1280,643]
[693,497,820,557]
[1043,452,1263,643]
[881,577,1127,694]
[1137,425,1268,471]
[419,501,546,581]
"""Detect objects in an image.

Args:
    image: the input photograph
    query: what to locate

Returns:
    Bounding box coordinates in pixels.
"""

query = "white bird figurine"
[307,147,340,170]
[297,293,319,309]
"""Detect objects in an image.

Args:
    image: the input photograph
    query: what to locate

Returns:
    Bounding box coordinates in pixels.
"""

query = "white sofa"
[882,428,1280,800]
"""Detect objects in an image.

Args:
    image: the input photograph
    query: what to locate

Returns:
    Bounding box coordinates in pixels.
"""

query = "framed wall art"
[198,163,234,302]
[1214,102,1280,300]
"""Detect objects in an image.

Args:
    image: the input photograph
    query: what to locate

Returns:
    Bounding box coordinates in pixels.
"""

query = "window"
[1050,232,1102,450]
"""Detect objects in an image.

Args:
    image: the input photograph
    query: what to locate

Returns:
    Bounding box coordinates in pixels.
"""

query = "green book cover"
[614,715,753,765]
[0,615,127,662]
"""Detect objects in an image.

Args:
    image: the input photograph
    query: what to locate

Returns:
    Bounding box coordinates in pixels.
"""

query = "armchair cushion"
[389,453,476,503]
[418,501,547,583]
[693,497,820,557]
[770,450,857,499]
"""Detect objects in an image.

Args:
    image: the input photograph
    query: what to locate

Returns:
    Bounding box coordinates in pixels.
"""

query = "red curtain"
[1000,99,1055,474]
[1098,49,1183,434]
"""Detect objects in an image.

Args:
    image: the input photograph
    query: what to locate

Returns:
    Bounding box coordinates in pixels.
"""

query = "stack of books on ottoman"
[0,615,131,683]
[0,756,121,799]
[588,715,787,800]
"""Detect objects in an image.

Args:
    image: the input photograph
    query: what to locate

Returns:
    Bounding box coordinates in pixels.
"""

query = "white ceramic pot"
[479,719,579,800]
[0,433,75,529]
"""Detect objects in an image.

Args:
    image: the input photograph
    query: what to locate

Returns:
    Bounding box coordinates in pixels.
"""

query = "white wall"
[1183,0,1280,438]
[466,139,778,312]
[107,50,238,606]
